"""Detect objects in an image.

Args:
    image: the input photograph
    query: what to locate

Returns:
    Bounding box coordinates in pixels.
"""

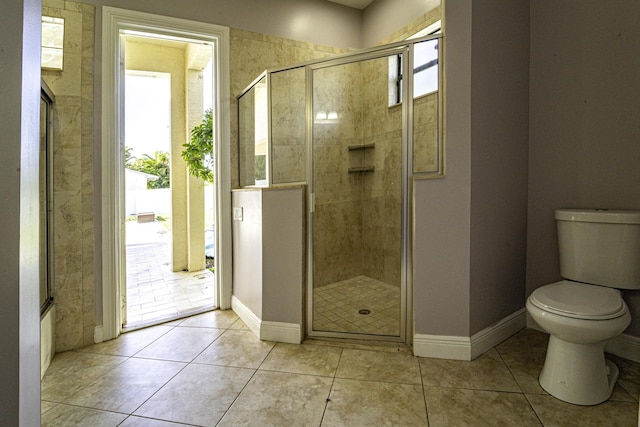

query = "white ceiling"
[327,0,374,10]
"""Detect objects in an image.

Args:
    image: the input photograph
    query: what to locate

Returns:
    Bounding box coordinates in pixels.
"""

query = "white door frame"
[100,6,232,341]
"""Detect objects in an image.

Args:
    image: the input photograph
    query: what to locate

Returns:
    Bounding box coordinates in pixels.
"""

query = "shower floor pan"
[313,275,400,336]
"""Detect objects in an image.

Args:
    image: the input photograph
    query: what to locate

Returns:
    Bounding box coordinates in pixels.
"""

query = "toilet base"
[539,335,618,406]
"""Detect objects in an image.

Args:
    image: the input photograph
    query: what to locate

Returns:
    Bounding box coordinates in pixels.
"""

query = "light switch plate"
[233,207,243,221]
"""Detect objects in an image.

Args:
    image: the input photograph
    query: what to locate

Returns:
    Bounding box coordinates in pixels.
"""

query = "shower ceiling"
[327,0,374,9]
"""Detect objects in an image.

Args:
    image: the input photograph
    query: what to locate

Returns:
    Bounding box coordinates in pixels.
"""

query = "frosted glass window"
[41,17,64,70]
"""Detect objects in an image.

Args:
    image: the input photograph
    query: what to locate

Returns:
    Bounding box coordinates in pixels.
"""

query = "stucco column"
[0,0,42,423]
[184,57,210,271]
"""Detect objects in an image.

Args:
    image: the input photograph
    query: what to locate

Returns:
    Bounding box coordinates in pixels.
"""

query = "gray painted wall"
[84,0,362,48]
[414,0,530,337]
[232,190,264,318]
[527,0,640,336]
[469,1,529,335]
[413,0,472,337]
[232,187,305,325]
[0,0,42,424]
[362,0,440,46]
[262,188,305,324]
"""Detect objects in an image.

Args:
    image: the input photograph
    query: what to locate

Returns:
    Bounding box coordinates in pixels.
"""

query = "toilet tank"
[556,209,640,290]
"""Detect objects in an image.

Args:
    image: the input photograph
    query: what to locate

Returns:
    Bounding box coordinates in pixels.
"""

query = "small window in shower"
[389,20,441,106]
[41,16,65,70]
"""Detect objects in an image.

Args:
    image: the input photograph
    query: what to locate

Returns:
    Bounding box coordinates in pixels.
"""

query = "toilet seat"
[529,280,627,320]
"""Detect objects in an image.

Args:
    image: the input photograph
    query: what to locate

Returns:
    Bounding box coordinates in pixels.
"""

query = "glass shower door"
[309,51,407,340]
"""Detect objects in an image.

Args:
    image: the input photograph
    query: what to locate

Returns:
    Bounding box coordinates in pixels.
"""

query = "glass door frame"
[306,46,411,343]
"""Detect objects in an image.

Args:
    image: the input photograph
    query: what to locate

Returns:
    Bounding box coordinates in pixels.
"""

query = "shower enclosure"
[40,80,55,316]
[238,34,442,342]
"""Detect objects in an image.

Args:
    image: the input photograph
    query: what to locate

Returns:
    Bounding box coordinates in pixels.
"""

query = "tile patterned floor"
[41,310,640,426]
[125,221,216,329]
[313,275,400,336]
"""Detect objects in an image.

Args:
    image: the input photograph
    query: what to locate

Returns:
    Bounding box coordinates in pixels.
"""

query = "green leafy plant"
[182,109,214,183]
[124,146,135,166]
[128,151,171,189]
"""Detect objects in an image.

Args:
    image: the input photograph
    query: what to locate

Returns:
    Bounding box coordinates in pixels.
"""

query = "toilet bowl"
[527,281,631,405]
[527,209,640,406]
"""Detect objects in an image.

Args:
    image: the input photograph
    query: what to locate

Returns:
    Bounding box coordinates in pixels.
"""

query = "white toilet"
[526,209,640,406]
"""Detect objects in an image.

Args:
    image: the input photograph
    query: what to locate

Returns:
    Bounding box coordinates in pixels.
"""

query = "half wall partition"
[238,35,442,342]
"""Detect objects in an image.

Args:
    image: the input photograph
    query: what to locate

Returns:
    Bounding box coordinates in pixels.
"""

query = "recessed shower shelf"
[348,143,375,151]
[348,166,375,173]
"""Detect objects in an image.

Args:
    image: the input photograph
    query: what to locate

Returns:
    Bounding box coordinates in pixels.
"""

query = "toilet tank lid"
[555,209,640,224]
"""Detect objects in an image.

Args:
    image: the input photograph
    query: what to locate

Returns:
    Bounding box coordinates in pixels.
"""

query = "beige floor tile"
[193,329,276,368]
[120,416,193,426]
[336,348,422,384]
[41,400,57,415]
[609,382,639,403]
[608,353,640,402]
[134,364,255,426]
[41,351,128,402]
[498,328,549,353]
[420,348,521,392]
[228,318,250,330]
[424,387,542,427]
[218,370,333,426]
[323,378,428,426]
[41,325,639,426]
[78,325,174,357]
[496,330,549,394]
[133,325,224,362]
[63,358,186,414]
[41,403,127,427]
[527,393,639,427]
[619,379,640,403]
[260,342,342,376]
[177,309,239,329]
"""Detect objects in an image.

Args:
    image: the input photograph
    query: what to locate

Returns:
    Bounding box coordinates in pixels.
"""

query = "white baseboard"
[413,308,526,361]
[261,321,302,344]
[231,296,302,344]
[606,334,640,363]
[413,334,471,360]
[470,308,527,359]
[231,296,261,339]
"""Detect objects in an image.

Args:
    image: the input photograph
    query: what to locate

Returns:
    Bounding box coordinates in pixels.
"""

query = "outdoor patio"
[125,220,216,330]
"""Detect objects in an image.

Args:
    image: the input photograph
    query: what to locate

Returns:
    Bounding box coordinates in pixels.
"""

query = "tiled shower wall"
[42,0,95,351]
[230,29,350,189]
[312,56,403,288]
[361,56,403,287]
[271,67,307,184]
[313,61,366,287]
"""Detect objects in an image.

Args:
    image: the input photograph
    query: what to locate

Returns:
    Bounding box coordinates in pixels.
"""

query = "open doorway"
[123,52,217,328]
[101,7,232,341]
[122,35,216,330]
